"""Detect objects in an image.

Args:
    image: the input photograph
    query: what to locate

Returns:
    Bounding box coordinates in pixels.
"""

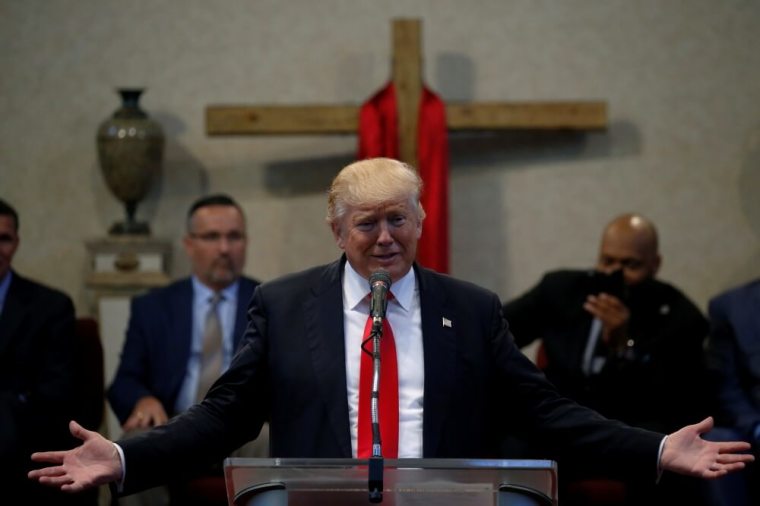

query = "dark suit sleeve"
[490,290,664,479]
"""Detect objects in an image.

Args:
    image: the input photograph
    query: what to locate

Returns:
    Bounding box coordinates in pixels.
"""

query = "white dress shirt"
[342,262,424,458]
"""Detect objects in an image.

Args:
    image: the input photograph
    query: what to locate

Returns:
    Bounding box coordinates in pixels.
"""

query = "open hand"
[28,420,122,492]
[661,417,754,478]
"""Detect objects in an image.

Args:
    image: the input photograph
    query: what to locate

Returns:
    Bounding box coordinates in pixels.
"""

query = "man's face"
[0,215,19,281]
[183,205,247,291]
[596,232,660,286]
[331,198,422,282]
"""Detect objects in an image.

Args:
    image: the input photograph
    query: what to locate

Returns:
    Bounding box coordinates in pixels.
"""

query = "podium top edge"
[224,457,557,470]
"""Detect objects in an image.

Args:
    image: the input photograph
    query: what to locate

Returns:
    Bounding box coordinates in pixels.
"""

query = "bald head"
[596,213,661,286]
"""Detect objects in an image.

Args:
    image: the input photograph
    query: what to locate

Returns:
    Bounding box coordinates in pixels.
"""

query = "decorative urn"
[96,88,164,235]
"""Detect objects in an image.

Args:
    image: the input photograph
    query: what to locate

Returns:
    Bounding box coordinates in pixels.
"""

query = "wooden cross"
[206,18,607,168]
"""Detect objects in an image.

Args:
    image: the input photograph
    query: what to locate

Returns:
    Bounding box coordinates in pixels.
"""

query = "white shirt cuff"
[656,435,667,483]
[114,442,126,493]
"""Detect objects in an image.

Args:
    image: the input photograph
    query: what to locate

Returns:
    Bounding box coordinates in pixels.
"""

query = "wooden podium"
[224,458,557,506]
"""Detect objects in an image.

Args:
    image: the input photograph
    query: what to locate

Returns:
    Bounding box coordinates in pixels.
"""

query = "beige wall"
[1,0,759,316]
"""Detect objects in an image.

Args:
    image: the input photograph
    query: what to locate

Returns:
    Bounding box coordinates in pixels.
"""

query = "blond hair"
[326,157,426,224]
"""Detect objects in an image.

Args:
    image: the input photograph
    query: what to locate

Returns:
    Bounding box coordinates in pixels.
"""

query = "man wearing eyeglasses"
[107,194,265,505]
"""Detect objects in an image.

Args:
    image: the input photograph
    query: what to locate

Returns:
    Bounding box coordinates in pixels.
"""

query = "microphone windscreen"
[369,270,392,289]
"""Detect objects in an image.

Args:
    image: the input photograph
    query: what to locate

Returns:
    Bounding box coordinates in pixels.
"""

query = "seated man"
[704,278,760,505]
[502,213,711,503]
[107,194,267,505]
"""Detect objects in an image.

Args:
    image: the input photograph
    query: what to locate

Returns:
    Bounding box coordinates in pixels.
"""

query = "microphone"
[369,270,392,324]
[367,270,391,503]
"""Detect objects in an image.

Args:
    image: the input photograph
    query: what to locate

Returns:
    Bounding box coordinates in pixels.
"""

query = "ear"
[182,234,194,257]
[8,234,19,258]
[415,219,423,239]
[330,221,346,250]
[652,254,662,275]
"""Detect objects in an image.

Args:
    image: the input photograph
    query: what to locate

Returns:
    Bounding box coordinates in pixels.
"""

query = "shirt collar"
[191,276,239,303]
[343,262,415,313]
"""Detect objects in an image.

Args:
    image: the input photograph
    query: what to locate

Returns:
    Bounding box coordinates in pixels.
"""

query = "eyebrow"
[602,255,643,265]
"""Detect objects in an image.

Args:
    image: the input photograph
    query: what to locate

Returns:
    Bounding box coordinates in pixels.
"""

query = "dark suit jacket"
[107,276,259,423]
[0,271,90,504]
[706,279,760,443]
[502,269,709,433]
[119,259,663,494]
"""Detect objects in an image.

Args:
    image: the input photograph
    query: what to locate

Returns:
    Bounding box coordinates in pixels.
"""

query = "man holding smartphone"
[501,213,712,504]
[503,213,708,433]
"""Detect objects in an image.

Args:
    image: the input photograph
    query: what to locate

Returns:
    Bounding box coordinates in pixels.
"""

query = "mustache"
[209,257,237,273]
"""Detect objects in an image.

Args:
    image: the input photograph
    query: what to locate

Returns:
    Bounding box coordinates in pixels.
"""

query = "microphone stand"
[368,317,384,503]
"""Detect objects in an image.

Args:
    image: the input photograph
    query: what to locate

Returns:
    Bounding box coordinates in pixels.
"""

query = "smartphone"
[588,269,626,299]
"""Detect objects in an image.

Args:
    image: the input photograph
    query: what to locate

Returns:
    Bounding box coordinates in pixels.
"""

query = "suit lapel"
[417,266,457,457]
[168,280,194,393]
[233,278,254,350]
[303,259,352,456]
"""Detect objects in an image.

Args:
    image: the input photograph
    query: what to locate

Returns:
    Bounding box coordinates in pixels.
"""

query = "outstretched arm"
[661,417,754,478]
[28,421,122,492]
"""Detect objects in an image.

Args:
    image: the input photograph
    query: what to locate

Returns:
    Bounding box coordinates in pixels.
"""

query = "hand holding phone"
[589,269,626,299]
[585,269,630,346]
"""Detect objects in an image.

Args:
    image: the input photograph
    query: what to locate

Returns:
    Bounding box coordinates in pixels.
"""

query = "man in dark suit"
[29,159,753,499]
[704,279,760,504]
[502,214,711,504]
[502,213,709,434]
[107,194,265,504]
[0,198,95,505]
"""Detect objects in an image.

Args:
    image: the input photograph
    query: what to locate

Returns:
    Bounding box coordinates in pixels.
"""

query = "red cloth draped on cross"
[358,83,450,274]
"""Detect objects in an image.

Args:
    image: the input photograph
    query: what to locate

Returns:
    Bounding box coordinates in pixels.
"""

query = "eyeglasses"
[0,233,17,244]
[189,231,246,244]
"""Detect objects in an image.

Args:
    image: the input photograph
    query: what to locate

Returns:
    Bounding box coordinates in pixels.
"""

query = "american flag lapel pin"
[442,317,452,328]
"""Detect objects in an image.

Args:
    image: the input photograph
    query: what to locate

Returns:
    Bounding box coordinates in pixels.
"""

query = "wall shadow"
[262,153,355,197]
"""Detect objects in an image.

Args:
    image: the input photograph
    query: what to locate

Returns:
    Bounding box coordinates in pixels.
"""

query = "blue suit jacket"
[107,276,259,424]
[119,258,663,494]
[707,279,760,441]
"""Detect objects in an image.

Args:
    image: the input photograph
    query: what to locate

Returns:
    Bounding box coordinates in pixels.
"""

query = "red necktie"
[357,313,399,458]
